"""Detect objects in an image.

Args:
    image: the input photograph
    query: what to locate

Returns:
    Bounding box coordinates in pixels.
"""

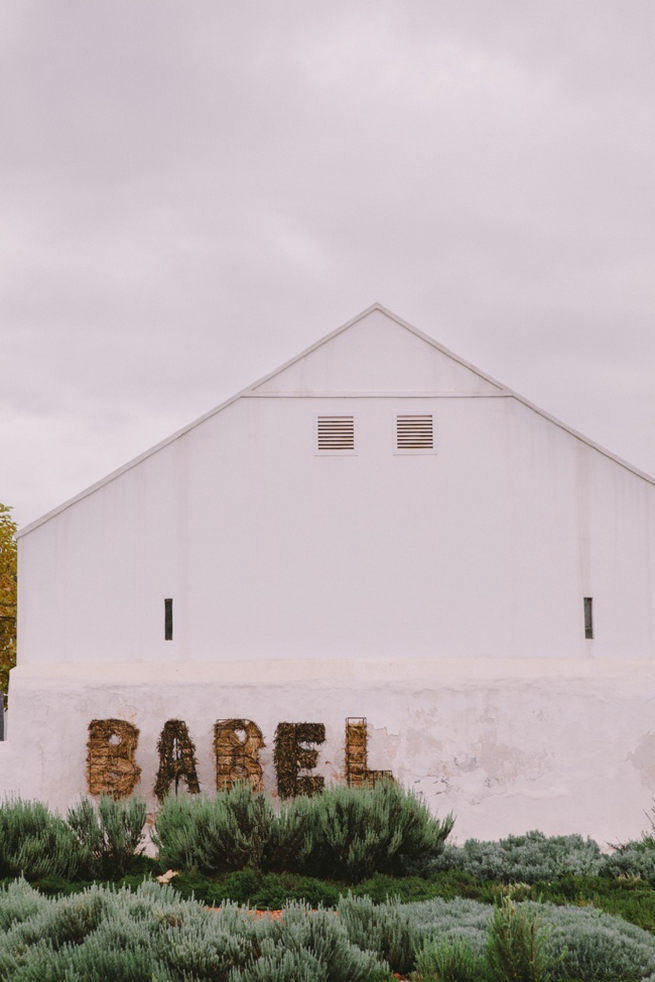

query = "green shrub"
[67,795,147,879]
[171,868,342,909]
[0,877,50,930]
[153,781,452,883]
[405,896,493,956]
[0,799,81,881]
[415,935,487,981]
[293,781,454,881]
[154,782,275,875]
[263,791,314,872]
[485,897,554,982]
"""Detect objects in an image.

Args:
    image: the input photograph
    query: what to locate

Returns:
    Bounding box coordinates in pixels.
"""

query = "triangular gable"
[17,303,655,538]
[251,304,505,395]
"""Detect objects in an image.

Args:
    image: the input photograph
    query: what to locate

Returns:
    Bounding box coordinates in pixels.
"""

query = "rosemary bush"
[293,780,454,881]
[67,794,147,879]
[485,897,555,982]
[0,798,81,881]
[415,935,487,982]
[154,781,453,882]
[336,893,415,974]
[154,782,275,875]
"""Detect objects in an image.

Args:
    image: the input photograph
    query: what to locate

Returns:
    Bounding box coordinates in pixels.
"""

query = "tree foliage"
[0,503,17,698]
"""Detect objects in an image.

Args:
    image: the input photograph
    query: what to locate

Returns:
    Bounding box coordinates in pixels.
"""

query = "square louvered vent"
[396,414,434,451]
[317,416,355,451]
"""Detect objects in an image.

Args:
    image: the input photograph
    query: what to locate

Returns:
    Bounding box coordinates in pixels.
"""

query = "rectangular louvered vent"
[317,416,355,451]
[396,414,434,450]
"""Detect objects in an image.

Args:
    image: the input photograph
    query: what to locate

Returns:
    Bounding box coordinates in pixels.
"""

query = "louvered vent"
[317,416,355,451]
[396,414,434,450]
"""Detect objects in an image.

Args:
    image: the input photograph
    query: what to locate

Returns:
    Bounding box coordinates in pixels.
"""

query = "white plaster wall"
[17,392,655,666]
[3,657,655,844]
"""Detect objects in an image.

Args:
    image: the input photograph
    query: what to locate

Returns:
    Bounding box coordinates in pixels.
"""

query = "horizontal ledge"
[10,655,655,689]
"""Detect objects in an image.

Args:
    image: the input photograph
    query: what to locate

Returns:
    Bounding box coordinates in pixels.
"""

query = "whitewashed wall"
[2,655,655,844]
[5,307,655,841]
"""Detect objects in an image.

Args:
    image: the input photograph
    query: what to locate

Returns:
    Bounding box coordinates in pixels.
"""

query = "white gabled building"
[3,304,655,841]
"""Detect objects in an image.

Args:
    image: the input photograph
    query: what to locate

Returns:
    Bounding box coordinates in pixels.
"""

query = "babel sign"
[86,716,393,800]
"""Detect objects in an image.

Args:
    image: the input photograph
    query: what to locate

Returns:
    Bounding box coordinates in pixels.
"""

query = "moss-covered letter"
[87,718,141,798]
[214,719,265,791]
[274,722,325,798]
[345,717,394,786]
[154,719,201,802]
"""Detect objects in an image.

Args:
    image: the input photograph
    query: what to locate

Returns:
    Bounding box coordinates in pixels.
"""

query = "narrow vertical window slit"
[164,598,173,641]
[584,597,593,639]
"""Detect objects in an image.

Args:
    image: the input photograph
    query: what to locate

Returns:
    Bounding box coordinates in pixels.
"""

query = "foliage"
[435,831,603,883]
[153,781,275,875]
[337,892,416,974]
[485,897,555,982]
[154,780,453,883]
[0,799,81,881]
[602,839,655,883]
[0,879,393,981]
[0,503,17,700]
[540,900,655,981]
[2,870,655,980]
[289,780,454,881]
[414,935,487,981]
[405,895,655,982]
[66,794,147,879]
[170,868,342,909]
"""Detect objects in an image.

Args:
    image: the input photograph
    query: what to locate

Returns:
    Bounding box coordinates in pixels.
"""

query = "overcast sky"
[2,1,655,529]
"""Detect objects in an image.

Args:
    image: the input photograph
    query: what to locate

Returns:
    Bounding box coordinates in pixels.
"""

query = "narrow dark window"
[164,598,173,641]
[584,597,593,639]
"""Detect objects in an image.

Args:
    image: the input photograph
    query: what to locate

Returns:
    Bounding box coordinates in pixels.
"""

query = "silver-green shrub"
[404,896,494,955]
[601,840,655,882]
[435,830,603,882]
[0,881,391,981]
[405,895,655,981]
[259,900,389,982]
[0,799,81,881]
[336,893,415,974]
[154,783,275,874]
[67,794,147,879]
[542,901,655,981]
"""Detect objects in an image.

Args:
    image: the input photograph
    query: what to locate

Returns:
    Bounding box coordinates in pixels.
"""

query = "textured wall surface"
[2,656,655,843]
